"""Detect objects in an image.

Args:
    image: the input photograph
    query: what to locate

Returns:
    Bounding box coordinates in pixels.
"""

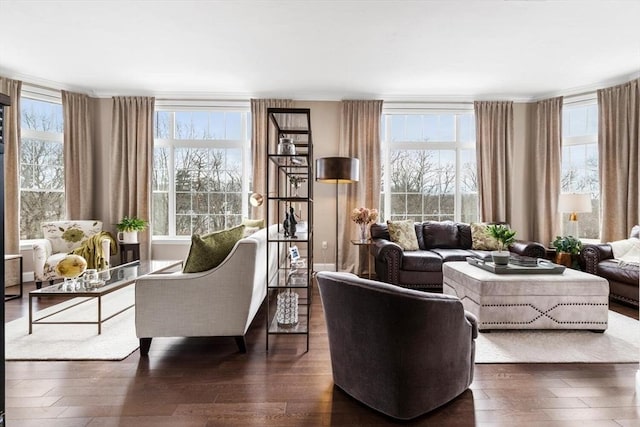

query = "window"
[20,94,65,239]
[153,107,251,237]
[380,109,477,223]
[561,101,599,239]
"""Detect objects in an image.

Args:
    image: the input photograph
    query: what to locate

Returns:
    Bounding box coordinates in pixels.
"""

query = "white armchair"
[32,220,113,289]
[135,224,278,355]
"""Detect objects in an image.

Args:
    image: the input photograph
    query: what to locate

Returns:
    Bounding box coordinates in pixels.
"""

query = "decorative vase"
[117,231,138,243]
[359,223,368,242]
[276,290,299,327]
[491,250,510,266]
[555,252,573,268]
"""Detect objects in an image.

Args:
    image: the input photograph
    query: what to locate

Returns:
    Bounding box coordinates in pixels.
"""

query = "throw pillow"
[183,224,245,273]
[470,223,500,251]
[242,218,265,229]
[387,220,419,251]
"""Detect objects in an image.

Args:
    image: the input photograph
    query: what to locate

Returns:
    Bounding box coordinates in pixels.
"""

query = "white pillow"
[609,237,640,263]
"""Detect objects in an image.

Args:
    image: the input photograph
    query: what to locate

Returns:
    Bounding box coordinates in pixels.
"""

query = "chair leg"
[234,336,247,353]
[139,338,152,356]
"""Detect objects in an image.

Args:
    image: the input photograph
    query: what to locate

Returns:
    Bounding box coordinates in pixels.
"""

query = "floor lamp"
[315,157,359,271]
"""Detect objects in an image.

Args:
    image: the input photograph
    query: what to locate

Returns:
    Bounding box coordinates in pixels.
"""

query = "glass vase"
[359,223,368,242]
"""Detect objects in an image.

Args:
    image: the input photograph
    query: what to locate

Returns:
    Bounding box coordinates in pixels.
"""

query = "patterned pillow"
[470,223,500,251]
[387,220,419,251]
[183,224,245,273]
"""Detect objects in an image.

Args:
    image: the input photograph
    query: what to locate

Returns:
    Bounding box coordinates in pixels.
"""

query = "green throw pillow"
[387,220,419,251]
[470,222,500,251]
[183,224,245,273]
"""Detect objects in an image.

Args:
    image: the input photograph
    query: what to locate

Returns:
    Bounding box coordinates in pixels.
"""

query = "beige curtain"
[250,98,293,222]
[530,97,563,245]
[474,101,514,223]
[0,77,22,254]
[598,78,640,242]
[62,90,94,219]
[1,77,22,286]
[341,100,383,273]
[110,96,155,260]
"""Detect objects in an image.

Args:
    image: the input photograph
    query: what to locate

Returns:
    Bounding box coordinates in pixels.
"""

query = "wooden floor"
[4,281,640,427]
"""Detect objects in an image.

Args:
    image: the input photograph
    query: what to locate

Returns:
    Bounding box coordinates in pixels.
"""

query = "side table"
[119,243,140,264]
[4,254,23,301]
[350,239,374,279]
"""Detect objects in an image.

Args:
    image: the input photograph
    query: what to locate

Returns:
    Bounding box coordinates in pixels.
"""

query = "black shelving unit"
[1,91,11,426]
[265,108,313,353]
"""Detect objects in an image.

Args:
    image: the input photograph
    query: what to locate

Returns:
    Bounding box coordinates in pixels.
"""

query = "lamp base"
[566,220,579,238]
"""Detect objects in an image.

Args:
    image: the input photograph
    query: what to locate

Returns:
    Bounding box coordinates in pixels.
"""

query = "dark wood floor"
[4,281,640,426]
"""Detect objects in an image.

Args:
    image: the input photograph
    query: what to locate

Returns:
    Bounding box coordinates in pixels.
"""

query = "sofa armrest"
[580,243,614,274]
[370,238,403,284]
[509,240,546,259]
[32,239,52,281]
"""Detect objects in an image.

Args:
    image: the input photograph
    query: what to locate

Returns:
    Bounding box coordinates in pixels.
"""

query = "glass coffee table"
[29,260,182,335]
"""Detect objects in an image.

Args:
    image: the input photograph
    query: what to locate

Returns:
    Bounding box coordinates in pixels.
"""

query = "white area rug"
[475,311,639,363]
[5,285,139,361]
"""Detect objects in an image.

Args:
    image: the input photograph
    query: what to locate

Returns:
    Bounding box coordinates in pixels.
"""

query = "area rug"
[475,311,639,363]
[5,285,139,361]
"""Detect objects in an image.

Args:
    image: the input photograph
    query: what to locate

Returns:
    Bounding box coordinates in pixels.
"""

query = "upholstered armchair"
[32,220,113,289]
[316,271,477,420]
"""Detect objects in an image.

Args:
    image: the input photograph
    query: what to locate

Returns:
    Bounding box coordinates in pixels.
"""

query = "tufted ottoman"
[442,261,609,332]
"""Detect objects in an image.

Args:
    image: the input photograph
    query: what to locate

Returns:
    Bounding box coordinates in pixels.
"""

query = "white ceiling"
[1,0,639,101]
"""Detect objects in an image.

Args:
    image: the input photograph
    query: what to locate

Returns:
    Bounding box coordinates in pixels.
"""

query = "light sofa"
[135,224,278,355]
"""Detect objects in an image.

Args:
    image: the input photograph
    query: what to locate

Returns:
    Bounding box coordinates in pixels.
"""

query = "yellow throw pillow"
[387,220,419,251]
[470,222,500,251]
[242,218,265,229]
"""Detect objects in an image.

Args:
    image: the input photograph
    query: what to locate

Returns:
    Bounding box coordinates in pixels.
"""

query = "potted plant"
[552,235,582,268]
[486,224,517,265]
[116,216,148,243]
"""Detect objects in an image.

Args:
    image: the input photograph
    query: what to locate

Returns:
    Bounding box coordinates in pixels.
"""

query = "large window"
[20,94,65,239]
[561,101,599,239]
[152,107,251,237]
[380,109,477,223]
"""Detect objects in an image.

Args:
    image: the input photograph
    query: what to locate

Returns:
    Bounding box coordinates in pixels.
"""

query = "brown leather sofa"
[370,220,546,292]
[580,225,640,306]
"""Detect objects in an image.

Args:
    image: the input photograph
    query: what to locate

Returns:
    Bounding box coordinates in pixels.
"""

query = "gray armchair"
[316,271,477,420]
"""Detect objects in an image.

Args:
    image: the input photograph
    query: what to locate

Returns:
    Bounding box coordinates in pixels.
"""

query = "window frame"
[19,85,65,241]
[152,101,251,239]
[381,103,477,223]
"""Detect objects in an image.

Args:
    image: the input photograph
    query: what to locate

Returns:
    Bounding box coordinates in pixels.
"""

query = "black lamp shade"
[315,157,359,183]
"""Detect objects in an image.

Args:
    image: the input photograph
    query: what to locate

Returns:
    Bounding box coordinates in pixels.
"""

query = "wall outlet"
[322,241,328,249]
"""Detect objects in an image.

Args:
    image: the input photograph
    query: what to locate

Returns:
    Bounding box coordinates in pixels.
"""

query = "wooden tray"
[466,257,566,274]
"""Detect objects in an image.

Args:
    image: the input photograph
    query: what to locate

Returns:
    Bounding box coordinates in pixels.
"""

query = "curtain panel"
[474,101,514,224]
[530,96,563,246]
[110,96,155,260]
[598,78,640,242]
[250,99,293,223]
[0,77,22,286]
[341,100,383,274]
[62,90,94,219]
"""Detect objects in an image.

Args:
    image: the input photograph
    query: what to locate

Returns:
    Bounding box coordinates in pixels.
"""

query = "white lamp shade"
[558,193,592,214]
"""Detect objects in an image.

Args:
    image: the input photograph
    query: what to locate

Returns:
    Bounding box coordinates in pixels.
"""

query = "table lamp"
[558,193,592,237]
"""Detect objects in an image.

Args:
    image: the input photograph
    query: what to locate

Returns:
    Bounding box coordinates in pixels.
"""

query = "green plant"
[116,216,148,232]
[486,224,517,252]
[552,235,582,255]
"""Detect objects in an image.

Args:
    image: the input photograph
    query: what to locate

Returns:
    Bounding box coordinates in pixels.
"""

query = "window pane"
[21,98,63,133]
[20,190,65,239]
[155,112,171,139]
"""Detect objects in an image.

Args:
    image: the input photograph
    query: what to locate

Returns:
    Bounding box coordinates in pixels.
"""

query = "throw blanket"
[609,237,640,264]
[71,232,118,270]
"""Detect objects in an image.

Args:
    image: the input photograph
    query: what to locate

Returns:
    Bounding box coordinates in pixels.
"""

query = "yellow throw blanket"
[71,232,118,270]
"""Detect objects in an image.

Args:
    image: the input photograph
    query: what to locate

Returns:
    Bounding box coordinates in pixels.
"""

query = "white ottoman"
[442,261,609,331]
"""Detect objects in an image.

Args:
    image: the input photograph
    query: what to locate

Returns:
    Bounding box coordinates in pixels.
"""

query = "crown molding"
[531,71,640,102]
